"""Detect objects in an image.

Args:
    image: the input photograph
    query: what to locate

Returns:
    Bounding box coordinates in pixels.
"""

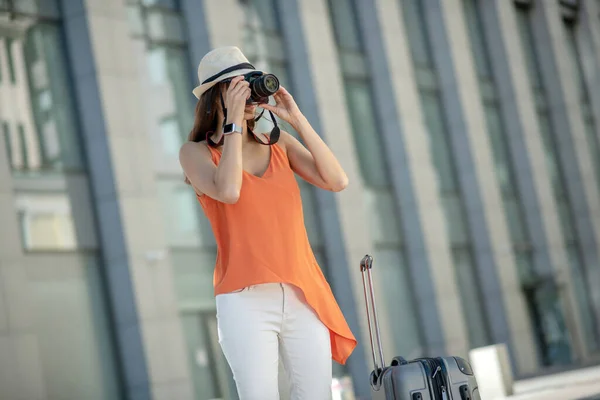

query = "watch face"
[223,123,234,133]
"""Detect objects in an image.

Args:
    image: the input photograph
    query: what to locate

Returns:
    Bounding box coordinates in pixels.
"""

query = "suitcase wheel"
[370,370,382,391]
[412,393,423,400]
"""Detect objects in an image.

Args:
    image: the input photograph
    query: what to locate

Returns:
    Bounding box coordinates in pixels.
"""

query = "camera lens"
[250,73,280,100]
[263,75,279,93]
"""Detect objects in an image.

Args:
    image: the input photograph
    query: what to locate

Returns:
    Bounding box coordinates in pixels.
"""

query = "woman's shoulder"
[180,140,214,159]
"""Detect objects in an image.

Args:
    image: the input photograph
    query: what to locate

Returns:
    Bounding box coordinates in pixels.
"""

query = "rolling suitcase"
[360,254,481,400]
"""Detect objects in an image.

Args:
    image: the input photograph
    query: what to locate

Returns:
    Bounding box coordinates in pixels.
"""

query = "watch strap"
[223,123,242,135]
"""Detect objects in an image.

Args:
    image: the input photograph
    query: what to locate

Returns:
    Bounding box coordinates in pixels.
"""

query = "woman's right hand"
[224,76,251,125]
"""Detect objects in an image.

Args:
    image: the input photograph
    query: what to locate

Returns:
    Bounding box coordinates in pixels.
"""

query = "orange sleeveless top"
[197,142,357,364]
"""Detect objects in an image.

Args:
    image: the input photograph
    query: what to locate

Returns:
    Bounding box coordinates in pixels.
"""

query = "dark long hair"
[184,82,256,184]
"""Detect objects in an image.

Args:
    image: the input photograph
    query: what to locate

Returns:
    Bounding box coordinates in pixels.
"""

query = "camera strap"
[208,92,280,147]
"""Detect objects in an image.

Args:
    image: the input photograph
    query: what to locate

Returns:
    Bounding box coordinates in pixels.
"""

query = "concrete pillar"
[426,0,538,372]
[488,0,589,363]
[71,0,195,398]
[535,0,600,348]
[371,0,469,359]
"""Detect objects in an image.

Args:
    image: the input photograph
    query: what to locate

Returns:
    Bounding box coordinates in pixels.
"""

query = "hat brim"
[192,68,258,99]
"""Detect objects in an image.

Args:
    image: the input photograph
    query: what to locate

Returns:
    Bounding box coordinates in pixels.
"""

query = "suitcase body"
[360,255,480,400]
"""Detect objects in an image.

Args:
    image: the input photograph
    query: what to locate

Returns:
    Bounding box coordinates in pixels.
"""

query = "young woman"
[179,46,357,400]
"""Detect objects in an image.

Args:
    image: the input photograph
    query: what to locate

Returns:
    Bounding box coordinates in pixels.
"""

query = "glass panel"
[28,254,120,400]
[537,112,561,195]
[297,178,323,247]
[401,0,432,67]
[262,35,286,62]
[462,0,492,78]
[140,44,193,167]
[181,313,222,400]
[442,194,469,246]
[344,81,390,187]
[16,192,77,250]
[515,9,543,91]
[11,0,60,18]
[142,0,178,9]
[524,277,573,366]
[5,37,16,83]
[327,0,361,51]
[479,81,496,102]
[171,249,217,307]
[20,23,83,172]
[364,188,402,246]
[340,51,369,79]
[146,9,185,43]
[157,180,210,248]
[452,247,490,348]
[3,121,12,167]
[250,0,280,31]
[421,93,457,192]
[566,245,600,352]
[126,5,145,36]
[557,200,576,243]
[563,21,586,102]
[414,68,437,90]
[159,116,182,156]
[584,121,600,192]
[504,196,526,244]
[374,248,423,358]
[484,104,511,194]
[514,248,535,282]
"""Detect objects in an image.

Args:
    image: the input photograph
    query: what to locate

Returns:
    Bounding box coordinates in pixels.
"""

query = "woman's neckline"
[208,138,276,180]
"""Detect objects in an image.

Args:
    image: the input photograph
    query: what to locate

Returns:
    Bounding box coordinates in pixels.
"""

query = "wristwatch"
[223,123,242,136]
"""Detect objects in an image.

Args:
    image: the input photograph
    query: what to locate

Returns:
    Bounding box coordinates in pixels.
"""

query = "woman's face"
[243,103,257,120]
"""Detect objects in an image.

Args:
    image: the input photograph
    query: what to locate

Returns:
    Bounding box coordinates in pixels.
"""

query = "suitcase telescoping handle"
[360,254,385,376]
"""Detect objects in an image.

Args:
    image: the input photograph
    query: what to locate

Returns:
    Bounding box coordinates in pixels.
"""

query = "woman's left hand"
[258,87,303,126]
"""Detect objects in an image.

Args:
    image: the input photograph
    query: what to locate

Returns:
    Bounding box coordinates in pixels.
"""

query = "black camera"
[225,71,280,104]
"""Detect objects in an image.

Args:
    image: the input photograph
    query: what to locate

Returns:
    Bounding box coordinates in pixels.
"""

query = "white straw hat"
[192,46,258,99]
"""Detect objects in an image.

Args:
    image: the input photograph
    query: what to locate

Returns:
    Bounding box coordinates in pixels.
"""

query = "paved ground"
[506,365,600,400]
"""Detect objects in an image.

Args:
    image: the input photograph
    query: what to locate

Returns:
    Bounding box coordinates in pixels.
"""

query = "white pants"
[216,283,332,400]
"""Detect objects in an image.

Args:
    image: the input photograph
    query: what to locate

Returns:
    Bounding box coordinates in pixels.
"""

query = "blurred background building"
[0,0,599,399]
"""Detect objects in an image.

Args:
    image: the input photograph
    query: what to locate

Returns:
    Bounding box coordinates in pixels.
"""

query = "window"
[0,24,83,173]
[401,0,491,348]
[343,81,390,187]
[328,0,423,358]
[6,37,16,83]
[16,193,77,250]
[2,121,12,167]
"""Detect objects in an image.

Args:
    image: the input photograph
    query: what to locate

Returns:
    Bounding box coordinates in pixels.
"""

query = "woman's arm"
[260,87,349,192]
[179,77,250,204]
[179,135,243,203]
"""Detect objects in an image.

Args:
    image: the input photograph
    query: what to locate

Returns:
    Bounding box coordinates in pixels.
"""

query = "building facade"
[0,0,599,399]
